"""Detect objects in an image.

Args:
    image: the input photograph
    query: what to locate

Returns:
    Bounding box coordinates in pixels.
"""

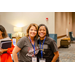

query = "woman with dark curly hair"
[37,24,59,62]
[0,25,14,62]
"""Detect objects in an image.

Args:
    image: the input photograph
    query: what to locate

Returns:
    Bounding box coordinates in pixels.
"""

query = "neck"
[29,36,34,41]
[29,36,35,45]
[40,36,46,40]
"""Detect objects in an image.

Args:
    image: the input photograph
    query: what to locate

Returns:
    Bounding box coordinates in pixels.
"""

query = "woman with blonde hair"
[13,23,39,62]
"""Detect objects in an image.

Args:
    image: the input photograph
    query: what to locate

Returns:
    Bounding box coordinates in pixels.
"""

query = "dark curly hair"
[0,25,8,38]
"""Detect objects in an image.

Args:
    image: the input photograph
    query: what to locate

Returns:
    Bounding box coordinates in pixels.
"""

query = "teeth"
[31,33,35,35]
[40,33,44,35]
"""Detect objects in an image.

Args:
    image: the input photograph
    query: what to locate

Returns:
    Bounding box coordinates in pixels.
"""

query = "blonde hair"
[26,23,38,38]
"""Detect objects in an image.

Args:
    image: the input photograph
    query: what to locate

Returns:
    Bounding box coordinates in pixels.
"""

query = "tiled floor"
[58,43,75,62]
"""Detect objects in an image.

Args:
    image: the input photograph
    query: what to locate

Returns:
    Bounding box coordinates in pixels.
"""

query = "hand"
[0,49,8,55]
[0,50,3,55]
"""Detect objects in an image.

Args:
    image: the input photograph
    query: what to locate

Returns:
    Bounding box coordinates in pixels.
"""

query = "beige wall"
[55,12,72,47]
[55,12,72,36]
[72,12,75,37]
[0,12,1,24]
[0,15,1,24]
[0,12,55,36]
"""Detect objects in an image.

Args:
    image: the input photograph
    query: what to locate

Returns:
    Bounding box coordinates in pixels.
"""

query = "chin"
[30,36,35,38]
[39,36,45,38]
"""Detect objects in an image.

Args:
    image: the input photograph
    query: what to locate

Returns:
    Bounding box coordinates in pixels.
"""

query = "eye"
[39,29,41,31]
[30,29,33,31]
[43,29,46,31]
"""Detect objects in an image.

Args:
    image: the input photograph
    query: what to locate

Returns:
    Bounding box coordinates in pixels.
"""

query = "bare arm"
[1,49,8,52]
[12,45,21,62]
[51,51,59,62]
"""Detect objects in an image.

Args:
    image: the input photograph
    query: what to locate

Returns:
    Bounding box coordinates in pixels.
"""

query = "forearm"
[13,52,19,62]
[51,51,59,62]
[51,55,59,62]
[12,45,21,62]
[1,49,8,52]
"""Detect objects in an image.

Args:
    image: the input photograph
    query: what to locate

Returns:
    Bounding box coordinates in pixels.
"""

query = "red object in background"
[46,18,48,21]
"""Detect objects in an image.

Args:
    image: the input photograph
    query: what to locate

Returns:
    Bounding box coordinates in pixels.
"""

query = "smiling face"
[38,26,46,39]
[29,26,37,38]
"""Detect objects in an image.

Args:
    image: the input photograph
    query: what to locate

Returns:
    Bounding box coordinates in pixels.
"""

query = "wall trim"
[57,34,66,39]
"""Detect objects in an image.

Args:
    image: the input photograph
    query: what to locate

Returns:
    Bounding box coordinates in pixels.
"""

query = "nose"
[32,30,36,33]
[40,30,43,32]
